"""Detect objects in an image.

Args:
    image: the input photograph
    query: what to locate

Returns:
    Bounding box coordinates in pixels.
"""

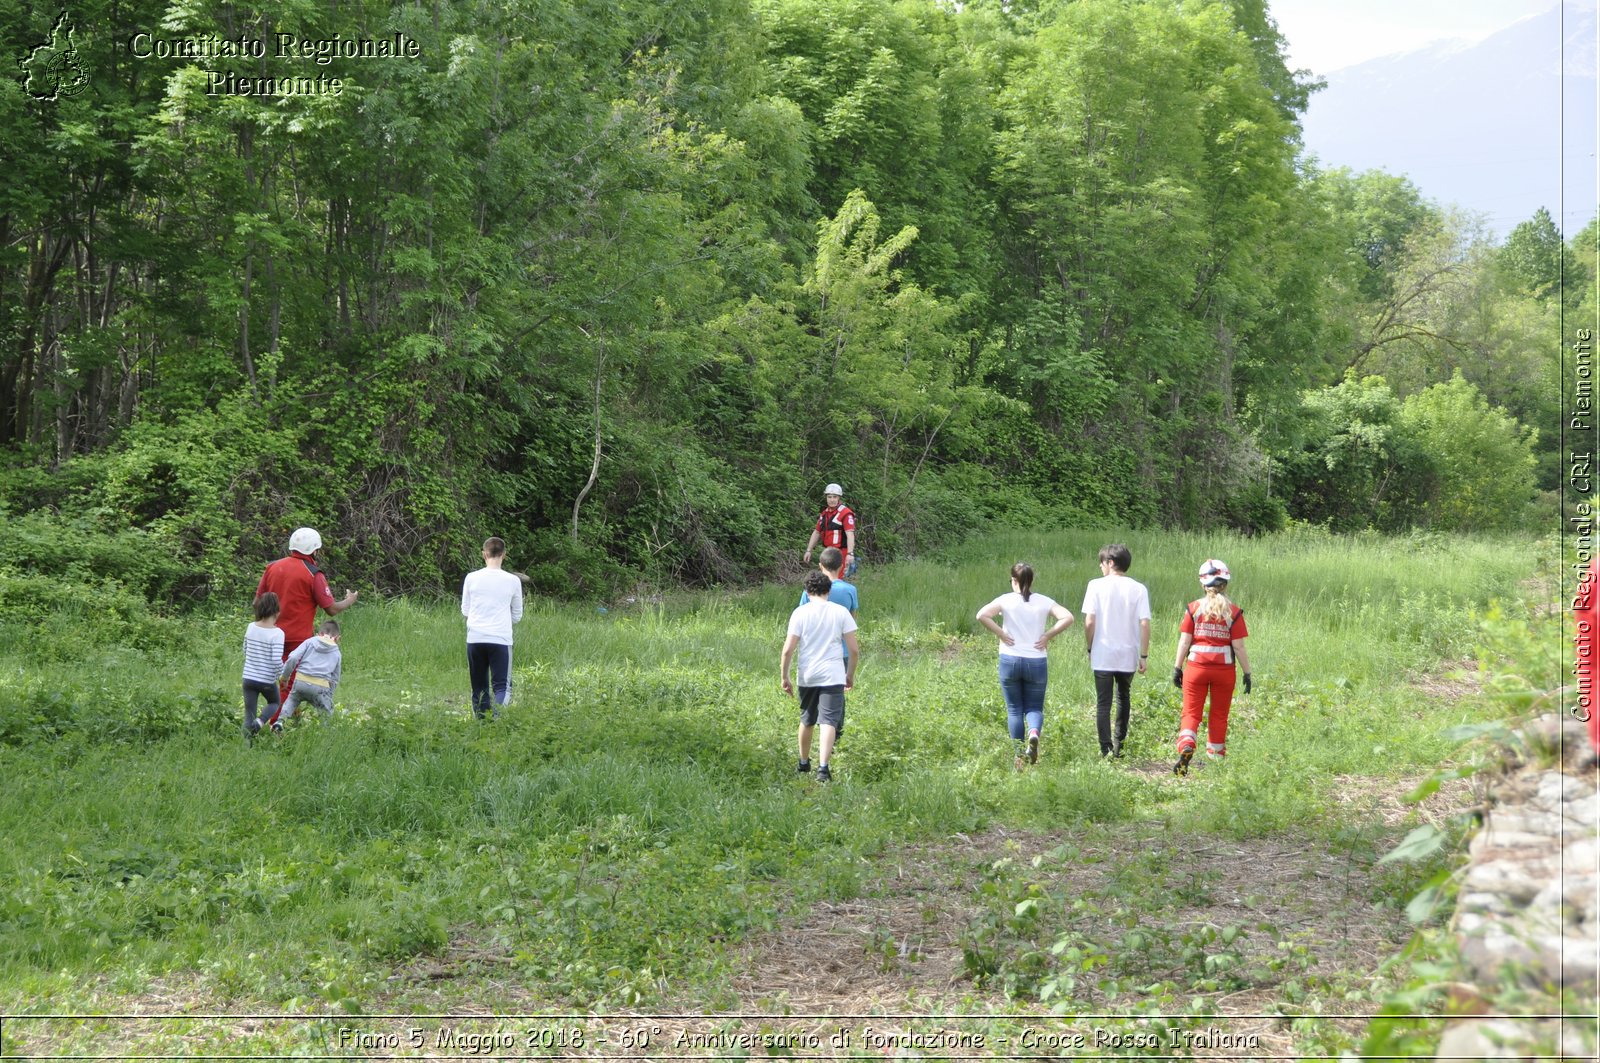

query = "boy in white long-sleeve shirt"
[462,537,524,720]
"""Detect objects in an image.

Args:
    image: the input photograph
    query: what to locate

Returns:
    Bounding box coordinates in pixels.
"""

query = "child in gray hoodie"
[272,619,343,727]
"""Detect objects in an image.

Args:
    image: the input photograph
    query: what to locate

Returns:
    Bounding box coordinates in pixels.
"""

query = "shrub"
[521,528,631,601]
[607,437,775,585]
[0,511,192,602]
[1398,374,1539,531]
[93,400,307,600]
[1219,480,1289,536]
[0,570,169,653]
[1278,374,1431,531]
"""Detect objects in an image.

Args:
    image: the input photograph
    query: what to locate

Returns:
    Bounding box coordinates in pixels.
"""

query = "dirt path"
[707,743,1481,1058]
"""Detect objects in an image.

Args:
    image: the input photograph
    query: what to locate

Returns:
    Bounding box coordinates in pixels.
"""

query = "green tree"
[755,0,1000,304]
[1279,374,1429,531]
[990,0,1317,521]
[1398,374,1538,531]
[712,189,975,551]
[1499,206,1565,301]
[5,0,1555,597]
[1314,168,1439,302]
[1570,215,1600,315]
[1220,0,1320,120]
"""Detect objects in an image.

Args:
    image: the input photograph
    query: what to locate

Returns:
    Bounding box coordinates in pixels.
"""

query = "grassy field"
[0,526,1555,1057]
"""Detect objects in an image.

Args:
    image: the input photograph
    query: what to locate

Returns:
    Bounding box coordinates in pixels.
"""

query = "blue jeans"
[999,654,1047,740]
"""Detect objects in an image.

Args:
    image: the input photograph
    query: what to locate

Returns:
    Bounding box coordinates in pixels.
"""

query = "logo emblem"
[20,11,89,100]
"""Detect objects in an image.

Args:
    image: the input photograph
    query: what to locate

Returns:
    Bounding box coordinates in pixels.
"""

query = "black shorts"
[798,685,845,730]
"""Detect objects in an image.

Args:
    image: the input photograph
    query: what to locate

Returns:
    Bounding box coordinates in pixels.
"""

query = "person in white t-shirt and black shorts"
[780,569,860,782]
[1081,544,1152,758]
[462,537,524,720]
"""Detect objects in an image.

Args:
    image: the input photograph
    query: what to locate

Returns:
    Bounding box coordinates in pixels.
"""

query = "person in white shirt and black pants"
[1081,544,1152,758]
[462,537,524,720]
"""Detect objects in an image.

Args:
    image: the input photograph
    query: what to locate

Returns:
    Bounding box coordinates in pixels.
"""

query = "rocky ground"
[1436,714,1599,1062]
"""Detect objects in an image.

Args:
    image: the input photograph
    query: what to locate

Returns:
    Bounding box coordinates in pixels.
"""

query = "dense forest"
[0,0,1576,601]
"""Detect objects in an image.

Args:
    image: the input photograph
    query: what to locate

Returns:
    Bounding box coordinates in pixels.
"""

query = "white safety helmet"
[1198,559,1231,587]
[824,483,844,497]
[289,527,323,554]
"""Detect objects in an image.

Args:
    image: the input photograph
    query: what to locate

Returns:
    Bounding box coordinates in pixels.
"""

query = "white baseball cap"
[1198,559,1231,587]
[289,527,323,554]
[824,483,843,496]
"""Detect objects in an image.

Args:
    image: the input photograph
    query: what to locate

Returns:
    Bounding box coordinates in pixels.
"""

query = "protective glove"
[1242,672,1252,695]
[1172,667,1183,689]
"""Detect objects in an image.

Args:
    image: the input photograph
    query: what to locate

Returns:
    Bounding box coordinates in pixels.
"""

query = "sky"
[1269,0,1556,74]
[1272,0,1596,238]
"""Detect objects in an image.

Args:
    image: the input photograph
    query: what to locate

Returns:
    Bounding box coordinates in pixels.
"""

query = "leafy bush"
[1277,373,1540,533]
[0,452,113,511]
[1277,374,1431,531]
[606,435,775,585]
[93,400,308,600]
[520,528,631,601]
[1219,480,1288,536]
[0,570,171,654]
[0,512,192,603]
[1397,374,1539,531]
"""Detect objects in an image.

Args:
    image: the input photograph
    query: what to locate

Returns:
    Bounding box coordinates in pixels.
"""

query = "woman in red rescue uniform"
[1171,559,1251,776]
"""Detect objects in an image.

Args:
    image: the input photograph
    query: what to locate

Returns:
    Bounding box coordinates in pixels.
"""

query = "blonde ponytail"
[1198,585,1233,623]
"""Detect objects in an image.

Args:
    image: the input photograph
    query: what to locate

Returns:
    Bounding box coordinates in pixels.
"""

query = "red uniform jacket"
[256,552,336,651]
[816,504,856,554]
[1181,599,1247,666]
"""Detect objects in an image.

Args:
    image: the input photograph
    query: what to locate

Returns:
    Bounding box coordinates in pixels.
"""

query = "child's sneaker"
[816,765,832,782]
[1026,730,1040,764]
[270,721,283,734]
[797,759,811,774]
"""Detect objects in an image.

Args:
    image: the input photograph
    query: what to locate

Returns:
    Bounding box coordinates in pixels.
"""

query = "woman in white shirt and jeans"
[977,563,1075,767]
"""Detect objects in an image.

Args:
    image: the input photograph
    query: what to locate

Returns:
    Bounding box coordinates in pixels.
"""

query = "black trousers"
[467,642,511,719]
[1093,670,1133,753]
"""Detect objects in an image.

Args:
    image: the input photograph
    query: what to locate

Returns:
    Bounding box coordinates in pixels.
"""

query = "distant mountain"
[1298,1,1597,239]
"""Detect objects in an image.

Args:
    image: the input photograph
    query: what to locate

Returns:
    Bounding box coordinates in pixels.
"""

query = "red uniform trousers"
[264,637,306,726]
[1178,662,1236,757]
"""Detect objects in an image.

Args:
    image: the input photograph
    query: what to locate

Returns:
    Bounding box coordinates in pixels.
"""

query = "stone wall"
[1435,715,1599,1061]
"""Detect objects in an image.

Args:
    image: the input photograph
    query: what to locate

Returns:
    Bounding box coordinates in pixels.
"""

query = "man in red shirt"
[255,527,357,704]
[804,483,857,576]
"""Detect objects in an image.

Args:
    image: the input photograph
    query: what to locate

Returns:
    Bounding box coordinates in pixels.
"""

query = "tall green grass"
[0,526,1543,1026]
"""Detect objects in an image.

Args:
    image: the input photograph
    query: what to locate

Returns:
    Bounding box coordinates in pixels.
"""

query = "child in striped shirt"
[242,592,284,738]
